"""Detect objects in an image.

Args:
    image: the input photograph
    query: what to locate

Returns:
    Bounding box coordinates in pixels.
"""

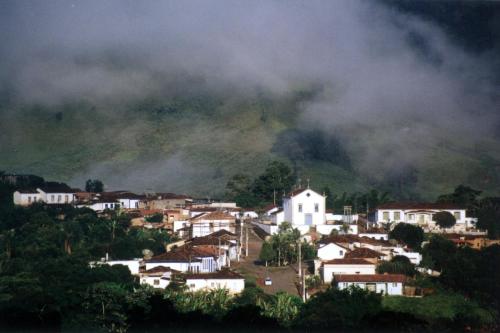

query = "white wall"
[283,189,325,227]
[317,243,347,261]
[37,189,75,204]
[186,278,245,294]
[118,198,141,209]
[323,264,376,283]
[391,247,422,265]
[337,281,403,295]
[140,276,170,288]
[13,191,42,206]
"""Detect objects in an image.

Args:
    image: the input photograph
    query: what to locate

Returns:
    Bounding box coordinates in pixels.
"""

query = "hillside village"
[5,172,499,300]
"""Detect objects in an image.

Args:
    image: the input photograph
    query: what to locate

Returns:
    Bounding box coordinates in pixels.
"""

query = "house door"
[305,214,313,226]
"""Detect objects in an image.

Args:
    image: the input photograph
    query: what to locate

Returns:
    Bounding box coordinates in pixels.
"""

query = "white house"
[270,209,285,225]
[317,242,349,261]
[13,190,42,206]
[86,199,120,211]
[283,187,326,232]
[144,246,219,273]
[140,266,179,289]
[322,258,376,283]
[375,203,474,231]
[36,185,76,204]
[184,270,245,294]
[334,274,406,296]
[190,211,236,238]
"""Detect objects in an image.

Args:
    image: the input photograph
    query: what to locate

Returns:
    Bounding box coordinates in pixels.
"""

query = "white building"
[334,274,406,295]
[184,270,245,294]
[37,185,76,204]
[190,211,236,238]
[375,203,475,231]
[13,190,42,206]
[322,258,376,283]
[140,266,178,289]
[86,199,120,211]
[317,242,349,261]
[14,184,77,206]
[283,188,326,231]
[144,246,219,273]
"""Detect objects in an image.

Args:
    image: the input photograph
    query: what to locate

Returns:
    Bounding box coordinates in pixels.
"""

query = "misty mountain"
[0,1,499,200]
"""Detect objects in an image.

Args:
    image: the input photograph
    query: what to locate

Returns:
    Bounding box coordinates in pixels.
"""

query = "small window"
[105,204,108,209]
[314,203,319,213]
[57,195,62,202]
[154,279,160,285]
[339,250,344,256]
[51,195,55,202]
[298,204,303,213]
[392,283,398,287]
[453,212,460,220]
[394,212,400,220]
[189,283,195,288]
[409,214,414,220]
[383,212,389,221]
[65,195,69,203]
[28,196,32,203]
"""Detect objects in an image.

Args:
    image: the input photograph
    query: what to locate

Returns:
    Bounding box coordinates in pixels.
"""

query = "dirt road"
[233,222,299,295]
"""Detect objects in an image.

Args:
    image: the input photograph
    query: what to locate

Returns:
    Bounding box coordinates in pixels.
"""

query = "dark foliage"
[389,223,424,249]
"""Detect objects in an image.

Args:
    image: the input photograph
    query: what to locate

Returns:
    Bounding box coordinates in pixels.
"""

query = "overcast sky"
[0,0,498,192]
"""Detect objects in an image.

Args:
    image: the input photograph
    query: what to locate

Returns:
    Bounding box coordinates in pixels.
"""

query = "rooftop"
[344,247,385,259]
[323,258,374,265]
[334,274,407,283]
[184,269,244,280]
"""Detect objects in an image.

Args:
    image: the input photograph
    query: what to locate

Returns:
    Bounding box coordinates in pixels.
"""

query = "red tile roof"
[144,266,180,274]
[190,211,236,221]
[183,269,244,280]
[323,258,374,265]
[344,248,385,259]
[334,274,406,283]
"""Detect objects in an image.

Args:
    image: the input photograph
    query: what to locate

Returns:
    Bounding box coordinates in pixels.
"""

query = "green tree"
[83,282,129,332]
[85,179,104,193]
[259,241,274,266]
[437,185,481,212]
[389,223,424,249]
[376,256,415,276]
[252,161,295,203]
[297,286,382,329]
[434,211,456,229]
[421,235,457,271]
[258,292,302,326]
[476,197,500,238]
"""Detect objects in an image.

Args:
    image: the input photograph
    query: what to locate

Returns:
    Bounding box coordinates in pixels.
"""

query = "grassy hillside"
[0,93,499,199]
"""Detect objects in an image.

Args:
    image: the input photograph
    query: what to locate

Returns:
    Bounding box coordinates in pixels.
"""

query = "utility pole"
[302,268,306,302]
[245,223,249,257]
[297,239,301,278]
[239,219,243,261]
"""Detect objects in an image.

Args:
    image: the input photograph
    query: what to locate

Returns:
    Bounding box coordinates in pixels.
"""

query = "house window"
[211,282,216,287]
[314,203,319,213]
[298,204,303,213]
[339,250,344,256]
[28,196,32,203]
[383,212,389,221]
[392,283,398,287]
[189,283,195,288]
[51,195,55,202]
[454,212,460,220]
[65,195,69,203]
[409,214,414,220]
[57,195,62,203]
[154,279,160,286]
[105,204,108,209]
[394,212,400,220]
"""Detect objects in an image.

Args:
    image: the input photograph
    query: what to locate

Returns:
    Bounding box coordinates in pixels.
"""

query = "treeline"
[225,160,392,211]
